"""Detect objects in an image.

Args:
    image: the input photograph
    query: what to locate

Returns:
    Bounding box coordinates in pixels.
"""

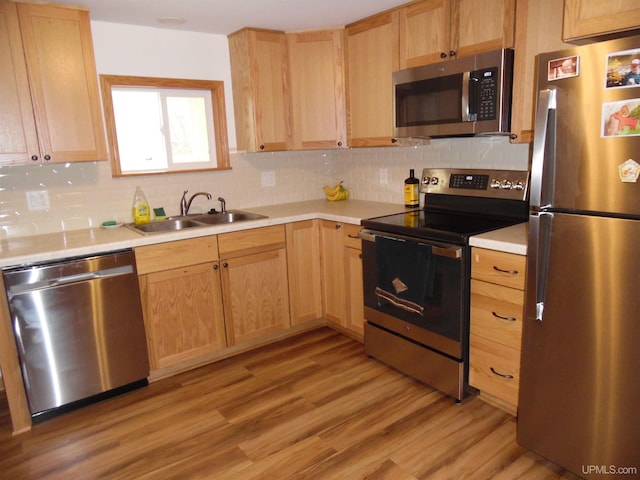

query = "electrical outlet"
[26,190,50,211]
[261,171,276,187]
[379,168,388,185]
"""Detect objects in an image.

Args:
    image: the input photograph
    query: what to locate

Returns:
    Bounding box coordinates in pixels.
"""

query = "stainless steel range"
[360,168,529,401]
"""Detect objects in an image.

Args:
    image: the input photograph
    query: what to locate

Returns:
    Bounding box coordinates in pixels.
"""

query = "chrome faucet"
[218,197,226,214]
[180,190,212,216]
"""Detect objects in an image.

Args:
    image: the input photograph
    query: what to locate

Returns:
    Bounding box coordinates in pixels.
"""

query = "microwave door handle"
[461,71,471,121]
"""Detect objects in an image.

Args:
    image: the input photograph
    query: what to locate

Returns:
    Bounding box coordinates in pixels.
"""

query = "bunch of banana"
[323,181,350,201]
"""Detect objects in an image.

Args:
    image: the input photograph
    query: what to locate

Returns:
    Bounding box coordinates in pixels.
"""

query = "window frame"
[100,75,231,177]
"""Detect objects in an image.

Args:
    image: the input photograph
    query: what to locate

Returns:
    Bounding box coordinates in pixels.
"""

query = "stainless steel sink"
[125,210,267,234]
[190,210,267,225]
[126,218,202,234]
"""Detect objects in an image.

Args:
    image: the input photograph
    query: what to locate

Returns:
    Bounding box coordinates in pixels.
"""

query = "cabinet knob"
[440,52,447,59]
[449,50,456,57]
[391,138,397,144]
[337,141,342,147]
[31,155,39,161]
[335,223,341,229]
[223,262,229,268]
[213,264,219,270]
[44,154,51,161]
[259,145,265,150]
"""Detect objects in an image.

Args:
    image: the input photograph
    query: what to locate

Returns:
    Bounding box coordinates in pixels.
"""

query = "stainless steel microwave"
[393,49,514,138]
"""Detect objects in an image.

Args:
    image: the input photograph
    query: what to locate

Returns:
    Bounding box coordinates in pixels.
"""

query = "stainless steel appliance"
[519,35,640,478]
[361,168,529,401]
[393,49,513,138]
[3,249,149,421]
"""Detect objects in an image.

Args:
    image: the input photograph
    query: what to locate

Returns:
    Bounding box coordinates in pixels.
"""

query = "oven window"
[395,73,463,127]
[362,238,465,342]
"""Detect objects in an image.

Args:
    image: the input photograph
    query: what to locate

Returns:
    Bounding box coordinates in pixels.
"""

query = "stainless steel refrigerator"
[519,36,640,478]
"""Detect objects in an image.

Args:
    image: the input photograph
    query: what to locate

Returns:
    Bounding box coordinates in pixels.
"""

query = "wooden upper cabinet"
[287,29,346,150]
[452,0,515,58]
[0,1,106,165]
[345,10,399,148]
[228,28,289,152]
[510,0,571,144]
[399,0,515,68]
[399,0,452,68]
[563,0,640,43]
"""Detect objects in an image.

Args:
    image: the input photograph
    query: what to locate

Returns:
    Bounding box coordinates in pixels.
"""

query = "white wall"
[0,22,530,238]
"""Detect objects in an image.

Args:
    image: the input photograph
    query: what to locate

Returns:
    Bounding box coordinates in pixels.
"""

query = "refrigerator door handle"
[530,211,554,322]
[530,88,557,210]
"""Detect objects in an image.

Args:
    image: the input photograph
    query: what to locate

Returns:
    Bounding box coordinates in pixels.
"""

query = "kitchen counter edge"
[469,222,528,255]
[0,200,409,269]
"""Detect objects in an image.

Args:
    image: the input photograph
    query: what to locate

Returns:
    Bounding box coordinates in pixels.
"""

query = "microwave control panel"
[472,67,499,121]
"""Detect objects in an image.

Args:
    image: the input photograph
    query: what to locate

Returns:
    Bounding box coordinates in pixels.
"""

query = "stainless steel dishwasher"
[3,249,149,421]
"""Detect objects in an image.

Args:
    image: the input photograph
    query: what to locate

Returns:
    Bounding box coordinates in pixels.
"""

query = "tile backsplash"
[0,137,530,238]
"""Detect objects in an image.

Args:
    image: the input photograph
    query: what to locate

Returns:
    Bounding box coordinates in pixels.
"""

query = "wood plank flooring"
[0,328,581,479]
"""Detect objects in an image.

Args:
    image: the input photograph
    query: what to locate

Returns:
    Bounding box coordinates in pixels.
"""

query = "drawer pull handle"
[493,265,518,275]
[490,367,514,379]
[347,233,360,239]
[492,311,516,322]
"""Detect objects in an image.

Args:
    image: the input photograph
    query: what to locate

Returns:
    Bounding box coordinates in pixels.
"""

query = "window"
[100,75,230,176]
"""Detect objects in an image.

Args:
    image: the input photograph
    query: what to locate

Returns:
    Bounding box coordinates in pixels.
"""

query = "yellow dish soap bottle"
[132,186,151,225]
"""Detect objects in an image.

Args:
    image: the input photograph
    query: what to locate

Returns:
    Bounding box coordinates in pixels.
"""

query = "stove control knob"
[501,179,513,190]
[490,178,501,189]
[430,177,439,185]
[423,176,431,184]
[513,180,525,191]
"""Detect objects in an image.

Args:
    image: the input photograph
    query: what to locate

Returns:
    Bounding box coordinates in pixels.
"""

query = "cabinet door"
[221,248,290,345]
[319,220,346,325]
[345,246,364,337]
[451,0,515,58]
[228,28,289,152]
[563,0,640,42]
[286,221,323,325]
[399,0,452,69]
[16,3,106,163]
[0,2,39,165]
[345,11,399,147]
[510,0,571,144]
[141,262,226,370]
[287,30,346,150]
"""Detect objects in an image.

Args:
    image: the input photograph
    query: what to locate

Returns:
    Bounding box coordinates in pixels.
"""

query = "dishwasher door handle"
[8,265,135,296]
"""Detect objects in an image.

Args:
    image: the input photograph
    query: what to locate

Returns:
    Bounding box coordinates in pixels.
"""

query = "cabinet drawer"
[469,334,520,406]
[218,225,286,258]
[471,248,526,290]
[470,279,524,350]
[343,224,362,250]
[135,236,219,274]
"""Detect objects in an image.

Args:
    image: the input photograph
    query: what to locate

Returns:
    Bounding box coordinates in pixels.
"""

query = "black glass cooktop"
[361,209,523,245]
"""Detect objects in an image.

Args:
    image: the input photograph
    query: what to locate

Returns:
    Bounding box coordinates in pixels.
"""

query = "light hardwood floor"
[0,328,581,479]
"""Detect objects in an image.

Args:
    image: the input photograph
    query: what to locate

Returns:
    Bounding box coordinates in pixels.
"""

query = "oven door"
[360,229,468,360]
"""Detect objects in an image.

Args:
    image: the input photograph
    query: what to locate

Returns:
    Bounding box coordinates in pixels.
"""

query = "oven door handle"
[359,229,462,259]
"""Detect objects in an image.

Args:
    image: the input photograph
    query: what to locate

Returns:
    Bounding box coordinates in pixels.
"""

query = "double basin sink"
[126,210,267,235]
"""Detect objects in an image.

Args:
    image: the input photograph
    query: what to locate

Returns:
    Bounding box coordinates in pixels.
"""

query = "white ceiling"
[56,0,410,35]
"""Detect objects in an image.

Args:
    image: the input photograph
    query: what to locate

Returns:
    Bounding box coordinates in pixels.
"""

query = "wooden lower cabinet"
[139,262,226,369]
[469,247,526,414]
[220,248,291,345]
[286,220,323,326]
[218,225,291,346]
[319,220,364,338]
[135,236,225,374]
[344,244,364,336]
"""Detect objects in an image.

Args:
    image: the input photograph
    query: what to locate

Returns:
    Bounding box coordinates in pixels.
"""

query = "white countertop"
[469,222,528,255]
[0,200,408,268]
